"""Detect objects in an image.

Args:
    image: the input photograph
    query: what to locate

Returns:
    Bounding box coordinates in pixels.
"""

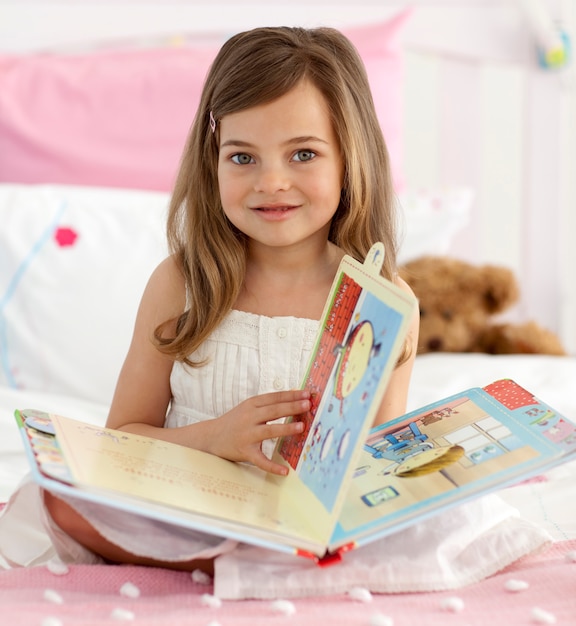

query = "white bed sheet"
[1,353,575,540]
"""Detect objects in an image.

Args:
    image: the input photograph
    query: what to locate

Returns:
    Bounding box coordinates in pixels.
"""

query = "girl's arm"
[105,256,183,432]
[373,276,420,426]
[105,256,308,476]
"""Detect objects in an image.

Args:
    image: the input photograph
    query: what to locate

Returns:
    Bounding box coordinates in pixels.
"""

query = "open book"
[16,245,576,563]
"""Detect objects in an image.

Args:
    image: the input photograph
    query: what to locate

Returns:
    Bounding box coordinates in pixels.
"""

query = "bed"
[1,2,575,624]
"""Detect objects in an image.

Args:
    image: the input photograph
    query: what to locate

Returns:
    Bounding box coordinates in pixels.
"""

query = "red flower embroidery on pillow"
[54,227,78,247]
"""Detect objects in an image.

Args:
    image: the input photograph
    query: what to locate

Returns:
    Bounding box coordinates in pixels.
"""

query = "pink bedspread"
[2,540,575,626]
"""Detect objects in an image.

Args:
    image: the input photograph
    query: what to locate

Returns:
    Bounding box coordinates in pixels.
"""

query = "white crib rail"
[402,5,575,354]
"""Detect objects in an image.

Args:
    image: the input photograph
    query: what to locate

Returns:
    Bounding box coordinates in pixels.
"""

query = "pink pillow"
[0,45,216,192]
[344,10,411,190]
[0,11,409,192]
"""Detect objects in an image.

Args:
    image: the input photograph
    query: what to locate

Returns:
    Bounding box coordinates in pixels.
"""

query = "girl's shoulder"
[393,273,417,299]
[148,254,184,283]
[140,255,187,321]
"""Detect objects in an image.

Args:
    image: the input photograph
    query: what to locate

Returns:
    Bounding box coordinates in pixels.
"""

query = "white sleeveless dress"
[0,311,319,568]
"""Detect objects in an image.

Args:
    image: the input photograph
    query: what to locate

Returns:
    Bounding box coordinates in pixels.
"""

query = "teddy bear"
[399,256,566,356]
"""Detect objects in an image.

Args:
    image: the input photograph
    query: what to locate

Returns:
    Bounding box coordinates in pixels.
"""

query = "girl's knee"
[42,490,99,546]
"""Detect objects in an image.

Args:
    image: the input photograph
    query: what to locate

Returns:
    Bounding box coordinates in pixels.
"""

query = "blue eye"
[231,153,254,165]
[293,150,315,162]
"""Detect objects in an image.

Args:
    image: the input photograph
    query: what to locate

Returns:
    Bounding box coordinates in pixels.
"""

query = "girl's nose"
[253,163,291,193]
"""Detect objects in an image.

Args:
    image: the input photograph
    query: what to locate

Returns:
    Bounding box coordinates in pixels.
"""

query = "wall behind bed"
[1,0,574,355]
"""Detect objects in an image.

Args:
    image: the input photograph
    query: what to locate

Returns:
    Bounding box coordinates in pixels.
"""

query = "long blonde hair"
[155,26,399,364]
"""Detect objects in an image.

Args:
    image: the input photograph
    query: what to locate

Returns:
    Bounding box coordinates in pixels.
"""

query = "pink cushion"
[344,10,411,190]
[0,11,410,192]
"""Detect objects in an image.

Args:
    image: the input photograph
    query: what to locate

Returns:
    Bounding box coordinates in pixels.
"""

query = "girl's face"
[217,80,344,253]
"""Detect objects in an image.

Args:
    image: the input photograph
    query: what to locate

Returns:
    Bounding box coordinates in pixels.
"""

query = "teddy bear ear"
[480,265,520,313]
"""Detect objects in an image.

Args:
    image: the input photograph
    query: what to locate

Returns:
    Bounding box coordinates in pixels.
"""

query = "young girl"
[3,26,418,572]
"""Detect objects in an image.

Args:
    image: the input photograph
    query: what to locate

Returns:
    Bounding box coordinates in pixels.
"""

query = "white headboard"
[1,1,574,354]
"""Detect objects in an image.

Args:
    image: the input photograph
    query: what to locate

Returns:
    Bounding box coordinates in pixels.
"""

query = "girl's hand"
[207,389,311,476]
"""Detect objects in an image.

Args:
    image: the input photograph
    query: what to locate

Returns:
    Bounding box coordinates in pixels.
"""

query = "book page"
[330,385,576,548]
[50,415,332,549]
[276,245,417,515]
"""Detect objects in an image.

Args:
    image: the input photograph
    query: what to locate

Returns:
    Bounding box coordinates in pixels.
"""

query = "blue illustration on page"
[295,291,403,511]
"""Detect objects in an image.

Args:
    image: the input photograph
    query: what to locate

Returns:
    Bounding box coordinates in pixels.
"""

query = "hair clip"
[209,110,216,133]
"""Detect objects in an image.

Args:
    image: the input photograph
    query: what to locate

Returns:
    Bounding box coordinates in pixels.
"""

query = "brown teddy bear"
[400,256,565,355]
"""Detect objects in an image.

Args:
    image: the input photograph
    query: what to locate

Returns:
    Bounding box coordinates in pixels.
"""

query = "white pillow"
[396,187,473,264]
[0,184,169,405]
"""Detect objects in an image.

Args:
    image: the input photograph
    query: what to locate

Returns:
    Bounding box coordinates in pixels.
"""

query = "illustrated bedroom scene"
[0,1,575,624]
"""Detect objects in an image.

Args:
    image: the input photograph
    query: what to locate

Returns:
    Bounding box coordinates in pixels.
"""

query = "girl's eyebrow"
[220,135,329,149]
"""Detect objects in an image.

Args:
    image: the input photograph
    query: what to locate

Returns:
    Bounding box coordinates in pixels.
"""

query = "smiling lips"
[253,204,299,217]
[255,204,296,211]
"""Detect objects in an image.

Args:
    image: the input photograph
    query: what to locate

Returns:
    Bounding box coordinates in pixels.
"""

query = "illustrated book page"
[276,242,417,517]
[329,379,576,550]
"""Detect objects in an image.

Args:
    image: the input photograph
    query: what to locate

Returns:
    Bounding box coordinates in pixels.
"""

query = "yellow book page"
[52,415,331,548]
